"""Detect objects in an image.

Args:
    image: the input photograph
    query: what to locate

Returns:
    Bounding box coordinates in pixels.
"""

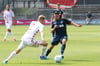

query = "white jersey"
[4,10,15,23]
[21,21,44,40]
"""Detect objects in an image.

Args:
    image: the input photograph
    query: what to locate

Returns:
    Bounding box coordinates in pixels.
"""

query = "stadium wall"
[0,20,51,25]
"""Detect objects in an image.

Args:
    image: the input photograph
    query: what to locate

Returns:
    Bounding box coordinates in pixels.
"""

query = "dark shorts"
[51,35,68,45]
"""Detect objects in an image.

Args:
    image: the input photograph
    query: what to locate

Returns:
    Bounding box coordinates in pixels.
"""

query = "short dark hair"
[54,11,59,15]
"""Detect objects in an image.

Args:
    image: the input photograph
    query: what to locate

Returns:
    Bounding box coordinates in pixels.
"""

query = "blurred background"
[0,0,100,24]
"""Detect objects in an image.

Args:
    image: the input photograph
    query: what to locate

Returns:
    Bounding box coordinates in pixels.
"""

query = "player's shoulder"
[61,18,71,23]
[31,21,37,23]
[10,10,13,12]
[60,18,66,21]
[37,21,44,27]
[62,18,70,21]
[30,21,37,25]
[4,10,13,13]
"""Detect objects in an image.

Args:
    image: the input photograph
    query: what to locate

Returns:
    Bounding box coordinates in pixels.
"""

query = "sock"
[46,49,51,56]
[9,32,15,39]
[41,47,47,56]
[5,51,16,61]
[60,44,66,55]
[4,32,9,39]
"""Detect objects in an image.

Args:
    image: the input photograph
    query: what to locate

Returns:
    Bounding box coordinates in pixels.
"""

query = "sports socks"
[4,32,9,39]
[9,32,15,39]
[5,51,16,61]
[46,49,51,56]
[41,47,47,56]
[60,44,66,55]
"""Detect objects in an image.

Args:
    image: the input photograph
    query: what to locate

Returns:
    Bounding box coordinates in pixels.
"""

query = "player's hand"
[78,24,83,27]
[51,25,58,33]
[54,25,57,29]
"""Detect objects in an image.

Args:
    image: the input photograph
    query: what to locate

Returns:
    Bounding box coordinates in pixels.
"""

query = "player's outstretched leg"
[45,45,55,58]
[3,50,21,64]
[3,41,24,64]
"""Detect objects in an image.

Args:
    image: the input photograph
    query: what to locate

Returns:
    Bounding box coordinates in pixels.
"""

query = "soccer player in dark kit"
[44,12,83,59]
[51,3,64,37]
[53,3,64,18]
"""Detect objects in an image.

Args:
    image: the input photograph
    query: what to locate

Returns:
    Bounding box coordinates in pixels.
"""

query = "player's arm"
[13,17,16,25]
[40,31,45,41]
[4,17,8,23]
[64,19,83,27]
[4,11,8,23]
[51,25,57,33]
[39,25,45,41]
[12,11,16,25]
[71,21,83,27]
[62,14,64,18]
[61,9,64,18]
[40,30,47,45]
[51,11,55,21]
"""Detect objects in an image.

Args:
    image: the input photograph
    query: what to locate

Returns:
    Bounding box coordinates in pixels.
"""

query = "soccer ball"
[54,55,62,63]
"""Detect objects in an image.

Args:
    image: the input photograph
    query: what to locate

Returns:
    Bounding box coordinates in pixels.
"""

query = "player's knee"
[62,39,66,44]
[15,49,21,54]
[46,42,48,46]
[44,42,48,47]
[42,40,48,46]
[8,29,11,32]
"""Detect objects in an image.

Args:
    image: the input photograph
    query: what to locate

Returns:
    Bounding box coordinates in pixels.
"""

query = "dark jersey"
[51,19,71,36]
[52,9,64,37]
[53,9,63,18]
[87,13,92,18]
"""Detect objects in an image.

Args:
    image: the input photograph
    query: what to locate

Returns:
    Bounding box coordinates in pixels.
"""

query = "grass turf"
[0,25,100,66]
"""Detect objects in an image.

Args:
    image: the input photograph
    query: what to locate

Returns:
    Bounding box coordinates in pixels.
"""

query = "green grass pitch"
[0,25,100,66]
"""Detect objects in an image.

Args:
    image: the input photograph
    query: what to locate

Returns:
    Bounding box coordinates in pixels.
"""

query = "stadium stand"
[0,0,100,21]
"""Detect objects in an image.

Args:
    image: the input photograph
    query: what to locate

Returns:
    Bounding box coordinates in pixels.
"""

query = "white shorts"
[17,39,42,50]
[5,21,12,29]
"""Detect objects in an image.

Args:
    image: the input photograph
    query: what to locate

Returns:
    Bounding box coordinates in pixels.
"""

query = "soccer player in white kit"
[3,15,49,64]
[3,4,16,41]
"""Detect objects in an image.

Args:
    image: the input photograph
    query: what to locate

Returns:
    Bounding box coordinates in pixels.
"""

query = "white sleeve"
[39,25,44,32]
[30,21,36,26]
[11,11,15,17]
